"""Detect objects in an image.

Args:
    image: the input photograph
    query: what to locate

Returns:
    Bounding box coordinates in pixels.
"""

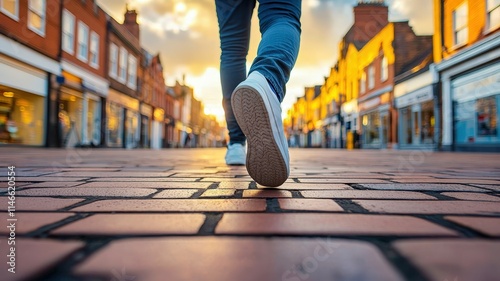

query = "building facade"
[56,0,108,148]
[105,10,141,148]
[0,0,60,146]
[140,50,166,149]
[434,0,500,151]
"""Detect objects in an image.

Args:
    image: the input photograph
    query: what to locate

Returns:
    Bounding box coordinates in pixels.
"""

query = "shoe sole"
[231,86,288,187]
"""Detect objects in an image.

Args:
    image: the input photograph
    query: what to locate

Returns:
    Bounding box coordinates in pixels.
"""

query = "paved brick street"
[0,147,499,281]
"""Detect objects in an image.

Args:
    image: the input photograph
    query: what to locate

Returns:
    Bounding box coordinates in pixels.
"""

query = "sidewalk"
[1,147,499,281]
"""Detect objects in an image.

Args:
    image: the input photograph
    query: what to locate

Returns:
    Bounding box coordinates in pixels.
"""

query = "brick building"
[105,9,141,148]
[357,21,432,149]
[55,0,108,148]
[140,50,166,148]
[0,0,60,146]
[433,0,500,151]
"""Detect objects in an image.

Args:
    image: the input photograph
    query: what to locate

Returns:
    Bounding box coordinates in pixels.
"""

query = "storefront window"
[107,102,123,147]
[363,111,380,145]
[421,101,434,144]
[0,89,45,145]
[59,91,83,147]
[125,110,139,149]
[477,96,497,137]
[87,98,101,145]
[400,107,412,145]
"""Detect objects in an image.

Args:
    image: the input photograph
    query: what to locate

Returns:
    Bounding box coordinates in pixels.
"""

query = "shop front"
[106,89,140,148]
[359,93,391,149]
[437,33,500,151]
[452,63,499,151]
[0,54,53,146]
[57,62,108,147]
[140,103,153,148]
[151,108,164,149]
[395,85,436,149]
[341,99,359,149]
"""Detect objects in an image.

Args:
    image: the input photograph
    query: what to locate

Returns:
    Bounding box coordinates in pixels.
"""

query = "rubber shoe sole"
[231,74,289,187]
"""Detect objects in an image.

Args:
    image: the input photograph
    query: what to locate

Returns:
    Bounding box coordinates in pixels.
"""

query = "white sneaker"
[225,143,246,165]
[231,71,289,187]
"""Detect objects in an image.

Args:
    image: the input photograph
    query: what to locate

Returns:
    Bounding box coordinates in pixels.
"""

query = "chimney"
[352,0,388,42]
[124,6,140,39]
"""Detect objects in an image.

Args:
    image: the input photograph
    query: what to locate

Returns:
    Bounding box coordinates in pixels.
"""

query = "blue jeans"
[216,0,301,145]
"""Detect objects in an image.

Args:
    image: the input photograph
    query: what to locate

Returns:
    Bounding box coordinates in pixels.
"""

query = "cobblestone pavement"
[1,147,499,281]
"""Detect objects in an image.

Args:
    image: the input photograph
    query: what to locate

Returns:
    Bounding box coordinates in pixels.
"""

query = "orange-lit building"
[434,0,500,151]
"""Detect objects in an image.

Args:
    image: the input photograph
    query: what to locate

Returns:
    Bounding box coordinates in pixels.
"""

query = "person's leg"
[250,0,301,102]
[215,0,256,145]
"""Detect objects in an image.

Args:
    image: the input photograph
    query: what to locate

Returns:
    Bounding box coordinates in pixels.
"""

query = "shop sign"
[454,71,500,102]
[108,89,139,111]
[396,86,433,108]
[140,103,153,116]
[359,97,381,112]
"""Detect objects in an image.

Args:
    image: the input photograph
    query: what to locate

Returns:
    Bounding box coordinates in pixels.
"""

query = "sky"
[96,0,434,121]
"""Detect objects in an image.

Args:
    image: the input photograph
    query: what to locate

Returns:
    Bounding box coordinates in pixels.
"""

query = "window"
[77,22,89,62]
[127,55,137,89]
[476,96,497,137]
[89,32,99,68]
[360,72,366,94]
[109,44,118,78]
[119,47,128,82]
[368,65,375,90]
[487,0,500,31]
[62,10,75,55]
[381,56,388,82]
[1,0,19,20]
[453,2,468,47]
[28,0,46,36]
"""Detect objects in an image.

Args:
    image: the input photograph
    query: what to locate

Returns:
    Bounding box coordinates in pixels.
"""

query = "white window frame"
[62,9,75,55]
[118,46,128,83]
[452,2,468,47]
[381,56,388,82]
[109,43,118,78]
[360,72,366,94]
[28,0,46,36]
[89,31,99,69]
[127,55,137,90]
[1,0,19,21]
[486,0,500,32]
[368,65,375,90]
[77,21,89,62]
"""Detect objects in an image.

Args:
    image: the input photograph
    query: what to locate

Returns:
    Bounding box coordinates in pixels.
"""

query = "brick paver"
[441,192,500,201]
[1,148,499,281]
[445,216,500,236]
[73,237,405,281]
[278,199,344,211]
[215,213,458,236]
[71,199,267,212]
[16,187,156,197]
[52,214,205,235]
[300,190,436,199]
[0,213,74,235]
[394,240,500,281]
[0,239,83,281]
[354,200,500,214]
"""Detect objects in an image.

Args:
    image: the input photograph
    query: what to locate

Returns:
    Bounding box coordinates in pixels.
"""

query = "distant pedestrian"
[216,0,301,187]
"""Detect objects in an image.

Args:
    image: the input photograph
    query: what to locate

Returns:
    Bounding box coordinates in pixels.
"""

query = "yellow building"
[433,0,500,151]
